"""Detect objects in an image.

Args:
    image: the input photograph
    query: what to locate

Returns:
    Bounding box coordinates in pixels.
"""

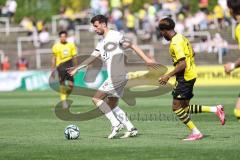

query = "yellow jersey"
[52,42,77,66]
[235,23,240,48]
[214,5,224,19]
[169,34,197,81]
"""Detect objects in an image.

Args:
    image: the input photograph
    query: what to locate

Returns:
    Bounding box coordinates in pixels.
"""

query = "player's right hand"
[146,59,160,70]
[224,62,235,74]
[67,67,77,76]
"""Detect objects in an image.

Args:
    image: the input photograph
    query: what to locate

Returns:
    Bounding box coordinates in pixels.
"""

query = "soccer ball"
[64,124,80,140]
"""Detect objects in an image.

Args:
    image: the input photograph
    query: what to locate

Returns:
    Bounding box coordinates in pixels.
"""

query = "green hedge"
[0,0,219,23]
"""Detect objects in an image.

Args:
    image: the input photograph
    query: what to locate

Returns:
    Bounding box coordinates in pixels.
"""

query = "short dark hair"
[59,30,68,37]
[227,0,240,15]
[158,17,175,30]
[91,15,108,25]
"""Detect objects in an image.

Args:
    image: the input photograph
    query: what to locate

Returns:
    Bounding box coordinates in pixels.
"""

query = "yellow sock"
[234,108,240,119]
[60,85,67,101]
[186,121,196,130]
[188,105,216,113]
[201,106,211,112]
[174,108,199,133]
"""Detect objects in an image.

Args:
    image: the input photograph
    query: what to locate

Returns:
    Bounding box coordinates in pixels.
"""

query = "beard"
[96,30,104,35]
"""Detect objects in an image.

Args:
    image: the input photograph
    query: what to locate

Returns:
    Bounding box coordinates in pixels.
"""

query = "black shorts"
[172,77,196,100]
[57,60,74,83]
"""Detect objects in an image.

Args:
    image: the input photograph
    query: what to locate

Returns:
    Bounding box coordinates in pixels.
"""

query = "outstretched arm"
[68,51,100,76]
[159,60,186,85]
[130,44,156,64]
[224,57,240,74]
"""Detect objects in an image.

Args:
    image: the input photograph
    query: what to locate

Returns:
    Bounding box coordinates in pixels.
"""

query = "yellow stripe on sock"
[174,108,185,115]
[202,106,211,113]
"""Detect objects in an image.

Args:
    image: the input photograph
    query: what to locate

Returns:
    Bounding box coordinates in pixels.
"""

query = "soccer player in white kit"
[69,15,156,139]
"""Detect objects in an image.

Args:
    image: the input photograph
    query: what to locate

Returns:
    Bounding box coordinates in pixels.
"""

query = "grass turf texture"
[0,86,240,160]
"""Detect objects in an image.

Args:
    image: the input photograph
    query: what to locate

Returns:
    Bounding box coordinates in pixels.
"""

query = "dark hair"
[91,15,108,25]
[158,17,175,30]
[227,0,240,15]
[59,30,68,37]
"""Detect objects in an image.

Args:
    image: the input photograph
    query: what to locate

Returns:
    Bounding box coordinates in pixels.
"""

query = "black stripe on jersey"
[95,49,100,51]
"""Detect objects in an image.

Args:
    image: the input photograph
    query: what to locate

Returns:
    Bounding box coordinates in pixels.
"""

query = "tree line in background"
[0,0,218,23]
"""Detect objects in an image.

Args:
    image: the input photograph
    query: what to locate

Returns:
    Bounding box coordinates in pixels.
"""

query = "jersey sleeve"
[172,42,186,62]
[71,43,77,56]
[235,26,240,48]
[91,50,100,57]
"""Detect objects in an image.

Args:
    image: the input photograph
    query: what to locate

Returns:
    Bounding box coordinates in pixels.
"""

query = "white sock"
[192,128,201,134]
[210,106,217,113]
[96,100,120,127]
[113,106,134,131]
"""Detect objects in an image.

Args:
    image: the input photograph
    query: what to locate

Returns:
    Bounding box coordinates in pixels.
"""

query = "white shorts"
[98,78,127,98]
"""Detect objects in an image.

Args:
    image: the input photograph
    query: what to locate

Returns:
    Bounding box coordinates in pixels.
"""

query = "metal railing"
[0,17,10,36]
[0,17,29,36]
[35,49,52,69]
[0,50,5,63]
[17,36,57,57]
[184,31,211,42]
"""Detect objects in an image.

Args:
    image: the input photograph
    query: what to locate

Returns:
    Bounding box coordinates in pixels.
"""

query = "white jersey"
[92,30,127,82]
[91,30,127,97]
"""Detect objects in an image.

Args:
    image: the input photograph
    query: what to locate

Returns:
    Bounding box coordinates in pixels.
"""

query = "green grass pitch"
[0,86,240,160]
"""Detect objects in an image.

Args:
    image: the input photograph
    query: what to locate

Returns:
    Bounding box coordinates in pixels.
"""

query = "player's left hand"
[159,74,170,85]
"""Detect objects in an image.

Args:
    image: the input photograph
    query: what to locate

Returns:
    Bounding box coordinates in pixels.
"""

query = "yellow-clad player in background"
[51,31,77,109]
[224,0,240,120]
[157,17,225,141]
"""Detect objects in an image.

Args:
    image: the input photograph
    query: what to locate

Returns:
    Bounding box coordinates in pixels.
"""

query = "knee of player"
[172,101,181,111]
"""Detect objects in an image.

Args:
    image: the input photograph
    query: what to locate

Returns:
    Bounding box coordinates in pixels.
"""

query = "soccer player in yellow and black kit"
[224,0,240,120]
[51,31,77,109]
[158,17,225,141]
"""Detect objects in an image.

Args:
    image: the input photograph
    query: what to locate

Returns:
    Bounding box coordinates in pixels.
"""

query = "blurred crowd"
[0,0,235,71]
[1,55,29,71]
[0,0,17,22]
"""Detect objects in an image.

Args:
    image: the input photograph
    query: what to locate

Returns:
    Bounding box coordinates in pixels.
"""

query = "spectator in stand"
[212,33,228,56]
[175,14,185,34]
[144,3,156,29]
[66,30,76,43]
[5,0,17,22]
[38,27,50,46]
[37,20,45,33]
[16,57,29,71]
[20,16,34,35]
[63,7,75,30]
[1,55,10,72]
[213,3,225,29]
[0,5,3,16]
[110,0,122,9]
[122,0,133,9]
[99,0,109,16]
[125,9,135,34]
[138,7,147,30]
[111,8,124,31]
[90,0,101,15]
[199,0,209,13]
